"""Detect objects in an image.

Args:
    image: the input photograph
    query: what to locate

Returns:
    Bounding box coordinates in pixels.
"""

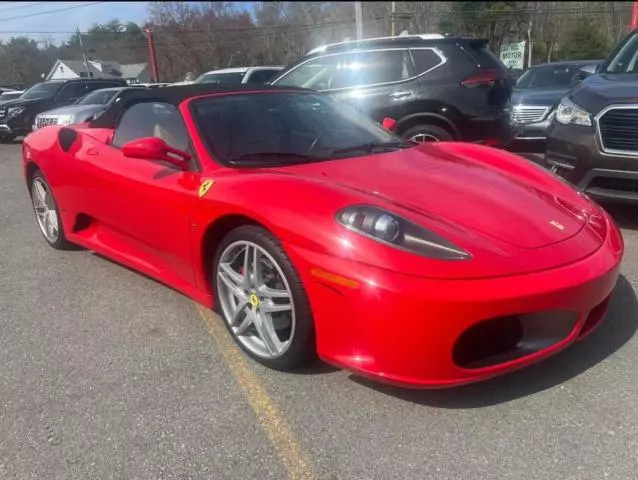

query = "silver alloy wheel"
[31,177,59,244]
[409,133,440,143]
[217,240,295,359]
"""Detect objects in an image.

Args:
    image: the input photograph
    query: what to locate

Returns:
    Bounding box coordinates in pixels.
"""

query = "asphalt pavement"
[1,143,637,480]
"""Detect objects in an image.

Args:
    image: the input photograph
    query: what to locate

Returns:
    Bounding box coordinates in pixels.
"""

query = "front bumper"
[0,118,32,138]
[286,212,622,388]
[546,121,638,202]
[512,114,554,140]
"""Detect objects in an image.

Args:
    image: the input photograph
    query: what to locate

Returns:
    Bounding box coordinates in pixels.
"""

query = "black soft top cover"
[88,83,311,129]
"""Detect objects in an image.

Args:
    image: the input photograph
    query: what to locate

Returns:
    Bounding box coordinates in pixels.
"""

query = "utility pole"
[76,27,90,77]
[354,1,363,40]
[144,28,160,83]
[632,1,638,29]
[527,19,533,69]
[390,1,396,36]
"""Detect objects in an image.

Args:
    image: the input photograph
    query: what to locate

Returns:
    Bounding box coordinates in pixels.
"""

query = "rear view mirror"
[121,136,191,170]
[381,117,397,131]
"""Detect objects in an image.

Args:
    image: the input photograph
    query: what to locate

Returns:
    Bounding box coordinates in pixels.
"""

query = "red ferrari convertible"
[22,84,623,388]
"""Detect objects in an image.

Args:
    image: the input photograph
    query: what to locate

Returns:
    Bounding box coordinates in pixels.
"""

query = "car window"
[57,83,94,101]
[274,54,350,90]
[606,32,638,73]
[410,49,443,74]
[275,50,411,90]
[190,91,403,165]
[245,69,280,84]
[333,50,412,88]
[196,72,246,84]
[516,64,587,89]
[112,102,190,152]
[76,89,121,106]
[21,82,62,100]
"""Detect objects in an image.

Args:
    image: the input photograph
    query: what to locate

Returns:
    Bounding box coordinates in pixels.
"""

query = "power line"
[0,1,105,23]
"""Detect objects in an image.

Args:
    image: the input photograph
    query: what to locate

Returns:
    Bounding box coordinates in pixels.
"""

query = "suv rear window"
[463,43,507,71]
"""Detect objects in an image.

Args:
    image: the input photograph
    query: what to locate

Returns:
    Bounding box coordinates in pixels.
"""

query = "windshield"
[516,64,589,89]
[190,92,406,166]
[195,72,246,84]
[21,82,62,100]
[605,32,638,73]
[76,89,120,105]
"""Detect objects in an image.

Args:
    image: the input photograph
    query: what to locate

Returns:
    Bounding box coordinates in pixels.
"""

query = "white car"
[194,66,284,85]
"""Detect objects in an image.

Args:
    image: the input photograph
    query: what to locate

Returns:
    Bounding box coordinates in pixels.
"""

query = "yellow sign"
[550,220,566,231]
[249,293,260,308]
[198,179,215,198]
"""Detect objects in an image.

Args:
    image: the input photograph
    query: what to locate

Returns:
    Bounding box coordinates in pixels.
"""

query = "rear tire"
[402,124,453,143]
[213,225,316,370]
[29,170,74,250]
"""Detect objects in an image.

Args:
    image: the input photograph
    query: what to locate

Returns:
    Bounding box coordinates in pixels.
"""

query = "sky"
[0,1,150,44]
[0,1,256,45]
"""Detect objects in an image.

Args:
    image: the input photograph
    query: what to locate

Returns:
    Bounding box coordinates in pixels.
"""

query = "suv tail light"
[461,68,504,88]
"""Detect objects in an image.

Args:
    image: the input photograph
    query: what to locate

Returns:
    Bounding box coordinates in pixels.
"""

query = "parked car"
[22,83,621,388]
[545,28,638,202]
[0,90,24,104]
[269,33,514,145]
[509,60,604,142]
[33,86,147,130]
[194,66,284,85]
[0,77,127,143]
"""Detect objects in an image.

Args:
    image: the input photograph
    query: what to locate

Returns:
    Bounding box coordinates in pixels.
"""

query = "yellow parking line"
[196,305,318,480]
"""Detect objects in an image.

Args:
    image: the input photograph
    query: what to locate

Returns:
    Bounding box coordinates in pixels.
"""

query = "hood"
[0,97,48,109]
[511,87,569,107]
[572,73,638,114]
[39,104,104,119]
[272,147,587,250]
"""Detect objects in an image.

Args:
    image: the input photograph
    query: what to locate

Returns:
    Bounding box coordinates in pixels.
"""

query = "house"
[46,59,151,84]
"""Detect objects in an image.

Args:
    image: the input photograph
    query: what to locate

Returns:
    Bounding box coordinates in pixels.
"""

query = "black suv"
[0,77,127,143]
[269,34,514,145]
[545,28,638,202]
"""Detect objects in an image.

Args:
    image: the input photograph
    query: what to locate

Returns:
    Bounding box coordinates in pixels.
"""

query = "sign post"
[500,41,526,70]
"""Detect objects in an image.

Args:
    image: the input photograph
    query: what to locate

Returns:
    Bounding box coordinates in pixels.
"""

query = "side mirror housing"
[381,117,397,131]
[121,137,191,170]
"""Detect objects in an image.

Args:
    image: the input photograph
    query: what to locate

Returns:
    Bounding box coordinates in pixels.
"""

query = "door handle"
[86,147,99,156]
[388,91,413,100]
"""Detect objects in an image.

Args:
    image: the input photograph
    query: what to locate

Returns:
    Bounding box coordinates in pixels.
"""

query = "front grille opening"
[599,108,638,152]
[589,177,638,194]
[453,310,579,369]
[578,295,611,339]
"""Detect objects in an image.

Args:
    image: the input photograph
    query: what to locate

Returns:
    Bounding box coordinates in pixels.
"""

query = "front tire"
[213,225,316,370]
[30,171,73,250]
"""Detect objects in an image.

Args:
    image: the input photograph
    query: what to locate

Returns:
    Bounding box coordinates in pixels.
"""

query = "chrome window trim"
[272,47,447,93]
[594,103,638,157]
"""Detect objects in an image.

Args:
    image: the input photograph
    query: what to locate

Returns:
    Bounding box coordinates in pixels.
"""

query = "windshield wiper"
[227,152,325,167]
[330,141,411,156]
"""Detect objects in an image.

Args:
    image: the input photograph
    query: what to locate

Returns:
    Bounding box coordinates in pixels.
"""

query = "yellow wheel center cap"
[249,293,260,308]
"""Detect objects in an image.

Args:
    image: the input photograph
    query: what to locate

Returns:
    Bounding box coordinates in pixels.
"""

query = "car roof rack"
[307,33,445,55]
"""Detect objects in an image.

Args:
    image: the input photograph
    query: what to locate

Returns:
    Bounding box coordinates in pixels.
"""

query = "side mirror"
[381,117,397,131]
[121,137,191,170]
[573,64,599,86]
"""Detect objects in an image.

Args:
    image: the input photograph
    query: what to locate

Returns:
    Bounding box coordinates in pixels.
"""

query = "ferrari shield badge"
[198,179,215,198]
[549,220,566,231]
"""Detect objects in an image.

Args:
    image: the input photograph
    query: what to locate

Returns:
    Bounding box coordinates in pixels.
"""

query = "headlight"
[555,97,591,126]
[7,107,25,119]
[55,114,76,126]
[336,205,471,260]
